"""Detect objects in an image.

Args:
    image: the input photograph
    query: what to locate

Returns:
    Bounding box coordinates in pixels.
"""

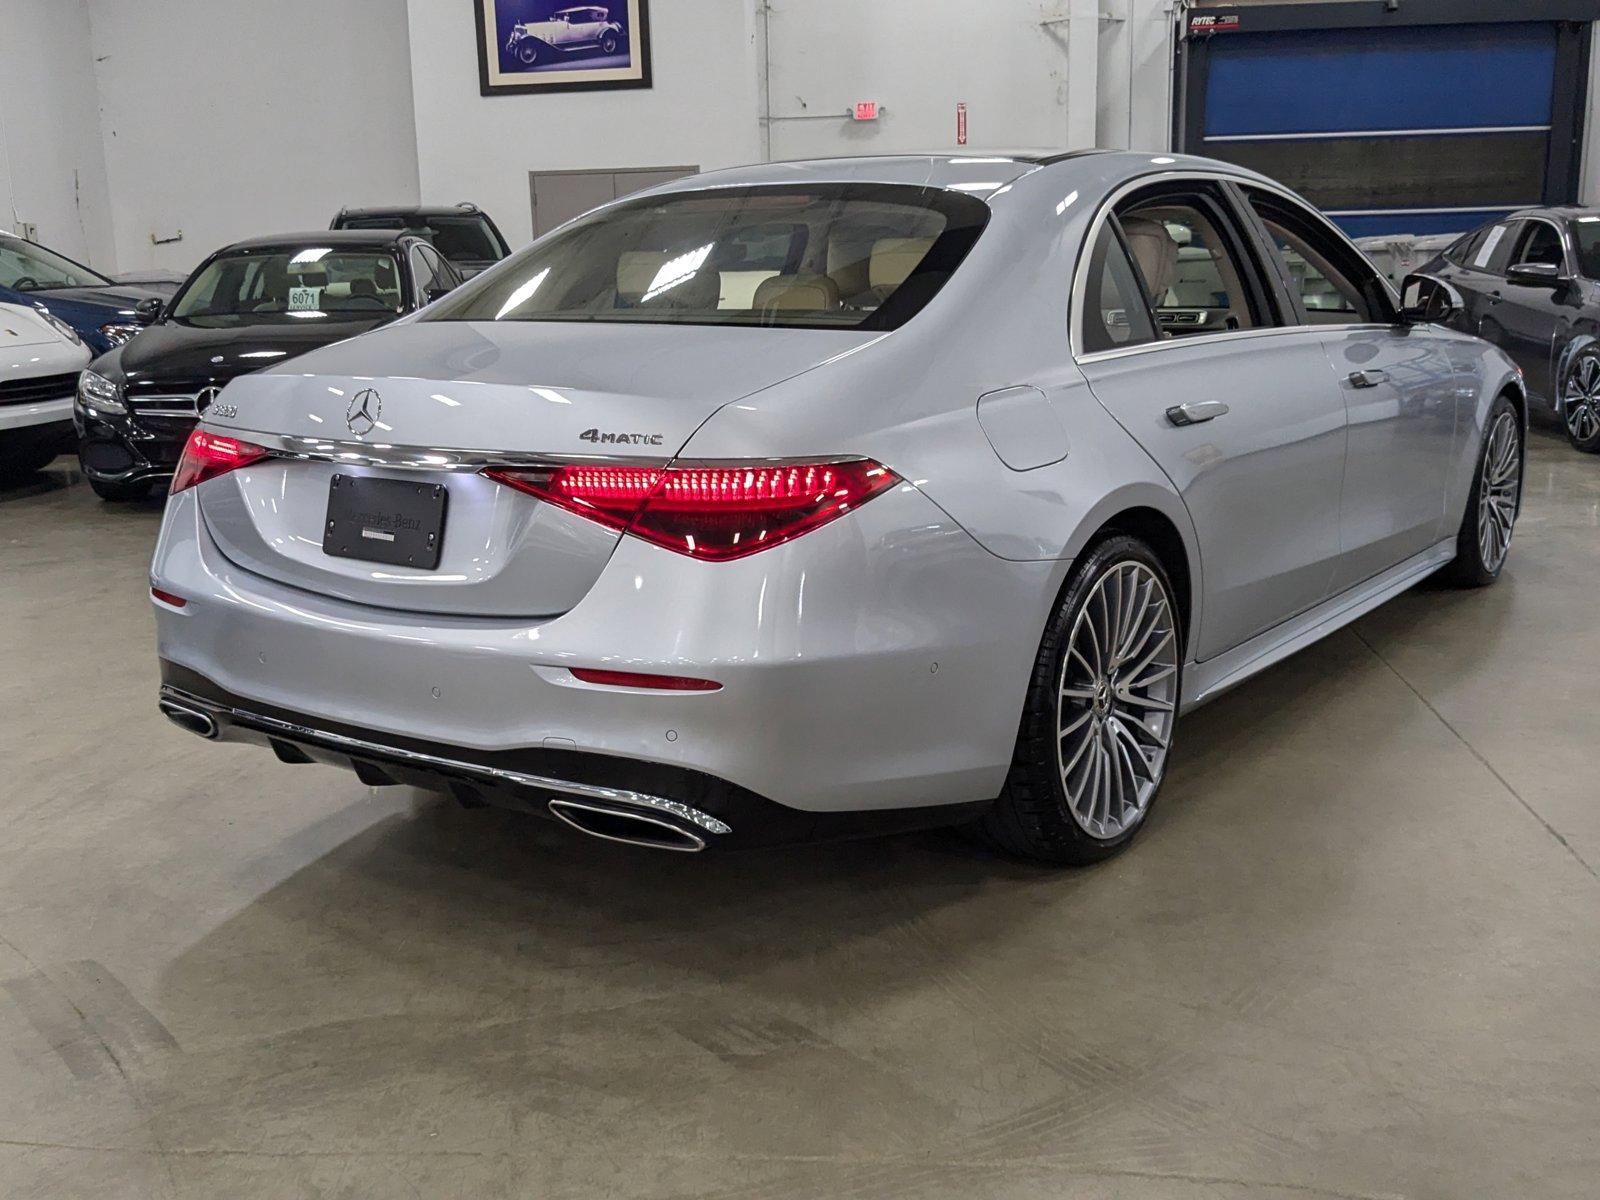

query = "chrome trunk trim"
[233,431,672,472]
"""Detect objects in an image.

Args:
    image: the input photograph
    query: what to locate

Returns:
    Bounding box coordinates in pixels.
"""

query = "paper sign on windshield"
[288,285,323,311]
[1474,226,1507,269]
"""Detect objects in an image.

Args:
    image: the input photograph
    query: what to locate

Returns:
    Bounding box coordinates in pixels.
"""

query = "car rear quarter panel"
[678,161,1204,640]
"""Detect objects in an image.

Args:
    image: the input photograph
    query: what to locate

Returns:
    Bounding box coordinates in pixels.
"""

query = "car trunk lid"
[196,320,876,618]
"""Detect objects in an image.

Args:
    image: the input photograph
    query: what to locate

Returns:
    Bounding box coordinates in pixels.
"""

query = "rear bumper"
[151,480,1057,817]
[158,662,990,850]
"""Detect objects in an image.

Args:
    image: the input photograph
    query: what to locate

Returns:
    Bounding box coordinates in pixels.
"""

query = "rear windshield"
[171,248,405,325]
[341,215,505,263]
[421,183,990,331]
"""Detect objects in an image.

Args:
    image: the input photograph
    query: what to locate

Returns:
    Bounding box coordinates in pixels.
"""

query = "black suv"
[331,203,512,277]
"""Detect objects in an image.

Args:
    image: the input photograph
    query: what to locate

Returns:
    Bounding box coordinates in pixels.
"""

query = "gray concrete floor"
[1,429,1597,1200]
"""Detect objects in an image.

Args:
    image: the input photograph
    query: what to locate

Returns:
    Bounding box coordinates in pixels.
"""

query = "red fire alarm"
[853,101,879,121]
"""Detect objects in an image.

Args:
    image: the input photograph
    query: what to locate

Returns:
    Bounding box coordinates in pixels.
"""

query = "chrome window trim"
[1075,322,1398,367]
[1069,170,1401,363]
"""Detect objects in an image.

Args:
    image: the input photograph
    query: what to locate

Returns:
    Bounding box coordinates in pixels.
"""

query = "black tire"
[981,535,1183,865]
[0,443,60,486]
[1559,346,1600,453]
[516,39,543,65]
[89,476,151,502]
[1443,394,1522,588]
[599,31,619,54]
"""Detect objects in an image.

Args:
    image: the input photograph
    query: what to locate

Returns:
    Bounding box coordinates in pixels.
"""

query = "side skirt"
[1180,538,1457,712]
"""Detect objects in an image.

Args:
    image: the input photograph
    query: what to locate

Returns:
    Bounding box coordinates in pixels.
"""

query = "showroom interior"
[3,0,1600,1196]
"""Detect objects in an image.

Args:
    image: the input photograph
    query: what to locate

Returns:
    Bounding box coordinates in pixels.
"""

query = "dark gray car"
[1424,207,1600,452]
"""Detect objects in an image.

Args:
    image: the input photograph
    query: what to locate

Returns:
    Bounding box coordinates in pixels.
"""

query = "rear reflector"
[171,429,270,494]
[485,459,899,561]
[570,668,722,691]
[150,587,187,608]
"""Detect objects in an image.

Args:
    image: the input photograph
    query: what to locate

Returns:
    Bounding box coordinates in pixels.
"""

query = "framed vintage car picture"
[475,0,652,96]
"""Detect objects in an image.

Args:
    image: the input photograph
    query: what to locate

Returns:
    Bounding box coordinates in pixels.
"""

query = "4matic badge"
[579,427,664,446]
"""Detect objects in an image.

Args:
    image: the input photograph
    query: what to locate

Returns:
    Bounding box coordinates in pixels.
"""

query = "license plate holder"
[322,474,448,570]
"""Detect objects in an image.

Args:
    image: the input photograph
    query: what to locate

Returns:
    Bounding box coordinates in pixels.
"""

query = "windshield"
[171,248,405,324]
[0,234,111,291]
[422,183,990,331]
[342,215,504,263]
[1572,218,1600,280]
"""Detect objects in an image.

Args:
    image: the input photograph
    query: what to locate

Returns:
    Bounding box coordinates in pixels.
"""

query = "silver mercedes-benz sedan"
[151,151,1525,863]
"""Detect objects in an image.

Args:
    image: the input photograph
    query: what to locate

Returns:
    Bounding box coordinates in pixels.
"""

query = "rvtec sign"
[1189,13,1241,34]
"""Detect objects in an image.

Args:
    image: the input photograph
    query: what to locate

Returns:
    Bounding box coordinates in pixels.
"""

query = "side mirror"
[134,297,164,325]
[1399,273,1464,327]
[425,284,455,303]
[1506,261,1569,289]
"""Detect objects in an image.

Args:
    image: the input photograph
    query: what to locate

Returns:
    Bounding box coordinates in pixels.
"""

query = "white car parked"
[0,301,89,484]
[506,6,624,65]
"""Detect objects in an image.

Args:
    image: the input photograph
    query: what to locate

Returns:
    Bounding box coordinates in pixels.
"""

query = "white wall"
[758,0,1103,162]
[1097,0,1178,153]
[0,0,117,270]
[405,0,763,250]
[86,0,422,274]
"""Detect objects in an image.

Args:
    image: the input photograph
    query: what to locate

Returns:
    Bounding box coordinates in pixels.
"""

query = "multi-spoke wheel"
[1445,394,1522,588]
[1561,349,1600,453]
[1056,560,1178,839]
[984,535,1182,864]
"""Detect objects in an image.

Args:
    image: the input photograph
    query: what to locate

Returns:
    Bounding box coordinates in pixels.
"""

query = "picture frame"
[474,0,652,96]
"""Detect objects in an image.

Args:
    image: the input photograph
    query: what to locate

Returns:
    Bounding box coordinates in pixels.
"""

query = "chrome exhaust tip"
[159,698,219,740]
[547,798,708,852]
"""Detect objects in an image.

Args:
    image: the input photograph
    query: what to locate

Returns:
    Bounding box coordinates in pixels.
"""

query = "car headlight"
[40,310,82,346]
[99,322,143,347]
[78,369,127,415]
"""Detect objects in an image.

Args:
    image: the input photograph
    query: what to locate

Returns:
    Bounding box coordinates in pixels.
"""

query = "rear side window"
[422,184,989,331]
[1080,223,1157,354]
[1118,197,1267,337]
[1243,187,1395,325]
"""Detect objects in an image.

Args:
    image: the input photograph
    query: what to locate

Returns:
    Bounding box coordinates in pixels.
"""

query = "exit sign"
[853,101,879,121]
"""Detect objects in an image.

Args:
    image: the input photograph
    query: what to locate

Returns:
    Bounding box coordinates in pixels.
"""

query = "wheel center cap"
[1093,679,1112,716]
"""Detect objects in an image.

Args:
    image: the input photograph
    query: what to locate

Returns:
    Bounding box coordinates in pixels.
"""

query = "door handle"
[1348,369,1388,389]
[1165,401,1230,427]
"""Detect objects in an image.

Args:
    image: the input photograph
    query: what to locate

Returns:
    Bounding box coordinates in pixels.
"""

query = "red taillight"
[484,459,899,561]
[170,429,270,494]
[569,668,721,691]
[150,587,187,608]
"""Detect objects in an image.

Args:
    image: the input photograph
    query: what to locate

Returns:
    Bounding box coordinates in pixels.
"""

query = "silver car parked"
[151,152,1525,863]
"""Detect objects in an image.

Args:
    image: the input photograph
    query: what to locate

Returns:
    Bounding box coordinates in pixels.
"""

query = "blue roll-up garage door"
[1180,9,1596,238]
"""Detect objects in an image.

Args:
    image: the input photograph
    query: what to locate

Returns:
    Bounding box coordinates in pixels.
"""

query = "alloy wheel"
[1056,561,1179,840]
[1477,410,1521,572]
[1565,355,1600,443]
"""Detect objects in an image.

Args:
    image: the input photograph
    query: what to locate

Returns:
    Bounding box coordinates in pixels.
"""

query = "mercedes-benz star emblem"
[196,386,221,413]
[346,388,381,437]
